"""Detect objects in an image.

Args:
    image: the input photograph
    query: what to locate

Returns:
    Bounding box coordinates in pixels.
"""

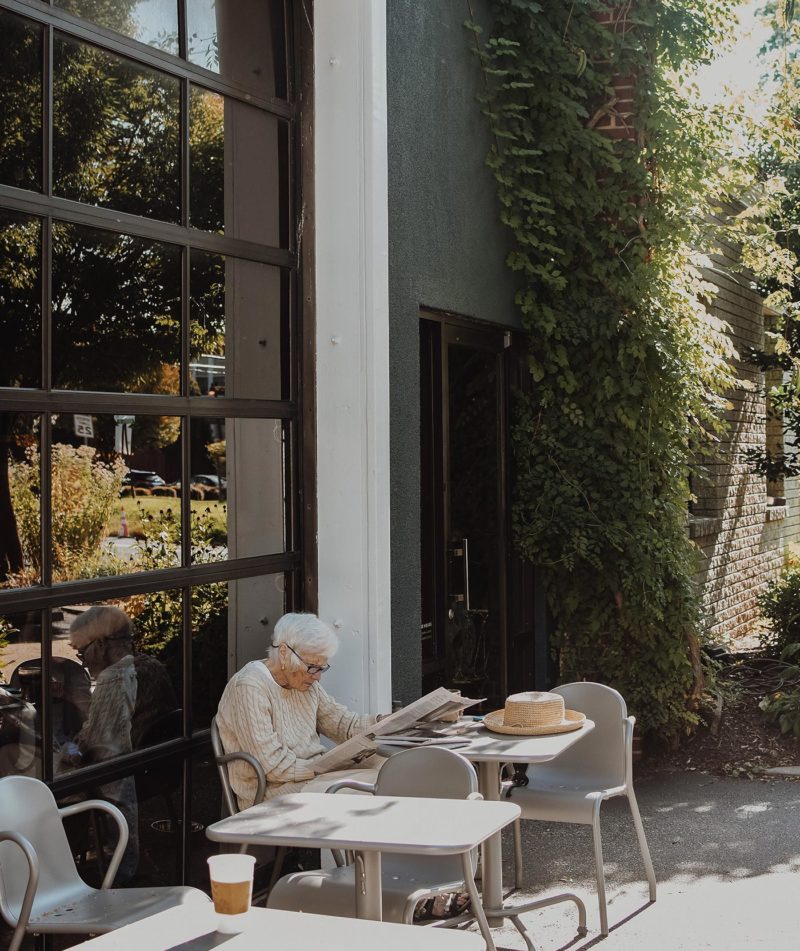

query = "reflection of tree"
[0,3,229,579]
[56,0,179,56]
[52,224,181,392]
[190,89,225,233]
[206,440,226,474]
[0,10,41,191]
[132,365,181,452]
[54,29,180,220]
[190,251,226,367]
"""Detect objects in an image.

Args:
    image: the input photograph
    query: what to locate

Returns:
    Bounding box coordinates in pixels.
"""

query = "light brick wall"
[590,7,800,643]
[692,248,800,644]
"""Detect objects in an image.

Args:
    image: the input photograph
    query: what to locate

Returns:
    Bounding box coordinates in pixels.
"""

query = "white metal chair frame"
[209,716,346,890]
[505,682,656,936]
[210,715,267,818]
[0,776,207,951]
[267,746,499,951]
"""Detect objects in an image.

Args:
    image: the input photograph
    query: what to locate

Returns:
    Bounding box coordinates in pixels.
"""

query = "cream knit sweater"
[216,660,376,808]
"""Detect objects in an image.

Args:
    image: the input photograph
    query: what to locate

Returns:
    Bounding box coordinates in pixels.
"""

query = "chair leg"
[627,788,656,902]
[460,852,496,951]
[267,847,286,893]
[590,801,609,937]
[513,818,524,890]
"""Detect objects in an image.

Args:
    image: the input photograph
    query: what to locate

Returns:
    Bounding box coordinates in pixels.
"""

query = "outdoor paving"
[474,770,800,950]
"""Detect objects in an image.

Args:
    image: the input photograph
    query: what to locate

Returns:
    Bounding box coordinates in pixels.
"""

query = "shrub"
[9,444,126,582]
[756,563,800,737]
[128,505,228,720]
[758,556,800,658]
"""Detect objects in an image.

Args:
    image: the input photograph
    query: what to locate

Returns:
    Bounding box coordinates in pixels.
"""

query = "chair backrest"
[536,682,629,789]
[0,776,86,924]
[374,745,479,799]
[10,657,91,744]
[210,715,239,816]
[373,746,480,879]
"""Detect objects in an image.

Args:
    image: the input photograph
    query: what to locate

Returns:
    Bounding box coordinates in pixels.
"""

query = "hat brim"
[483,708,586,736]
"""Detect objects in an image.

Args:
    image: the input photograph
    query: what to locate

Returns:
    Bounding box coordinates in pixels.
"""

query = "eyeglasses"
[75,634,129,663]
[284,643,330,675]
[75,642,98,663]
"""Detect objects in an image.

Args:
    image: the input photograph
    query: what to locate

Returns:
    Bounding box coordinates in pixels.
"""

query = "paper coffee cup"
[207,853,256,933]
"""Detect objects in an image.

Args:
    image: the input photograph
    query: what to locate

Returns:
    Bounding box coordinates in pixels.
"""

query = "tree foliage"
[739,2,800,479]
[0,2,226,577]
[467,0,772,736]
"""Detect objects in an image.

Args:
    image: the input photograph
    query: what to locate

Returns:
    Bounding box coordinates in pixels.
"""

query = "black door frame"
[420,310,517,703]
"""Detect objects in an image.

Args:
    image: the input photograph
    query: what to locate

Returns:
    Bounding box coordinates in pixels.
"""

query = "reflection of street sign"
[73,414,94,438]
[114,415,135,456]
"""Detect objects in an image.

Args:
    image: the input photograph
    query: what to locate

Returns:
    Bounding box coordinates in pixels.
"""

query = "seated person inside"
[216,612,382,808]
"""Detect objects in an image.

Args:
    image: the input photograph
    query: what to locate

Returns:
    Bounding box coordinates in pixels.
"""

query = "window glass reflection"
[54,36,180,222]
[45,411,181,582]
[0,210,41,389]
[52,223,181,393]
[3,413,41,589]
[0,612,42,781]
[190,86,290,247]
[191,581,228,729]
[0,10,42,192]
[189,417,227,565]
[190,251,288,400]
[187,0,287,100]
[192,574,287,729]
[53,596,183,884]
[190,418,286,564]
[55,0,180,56]
[61,758,183,887]
[189,749,222,886]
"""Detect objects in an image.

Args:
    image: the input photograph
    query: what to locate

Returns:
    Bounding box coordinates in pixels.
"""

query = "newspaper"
[310,686,483,774]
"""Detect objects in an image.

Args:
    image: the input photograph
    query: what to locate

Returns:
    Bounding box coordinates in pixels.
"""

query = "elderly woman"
[216,612,382,808]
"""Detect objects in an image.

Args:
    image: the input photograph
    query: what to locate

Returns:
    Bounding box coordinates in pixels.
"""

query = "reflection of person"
[64,605,176,883]
[66,606,177,766]
[216,612,382,809]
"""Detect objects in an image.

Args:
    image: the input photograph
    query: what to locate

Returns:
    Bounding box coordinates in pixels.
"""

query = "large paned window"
[0,0,303,891]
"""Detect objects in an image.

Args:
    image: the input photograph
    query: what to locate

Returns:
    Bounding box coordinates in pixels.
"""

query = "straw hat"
[483,691,585,736]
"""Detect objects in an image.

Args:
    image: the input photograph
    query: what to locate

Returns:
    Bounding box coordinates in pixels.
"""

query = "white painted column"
[313,0,392,714]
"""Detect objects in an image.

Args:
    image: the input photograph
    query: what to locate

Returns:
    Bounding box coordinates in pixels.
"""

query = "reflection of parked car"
[122,469,166,489]
[191,474,226,488]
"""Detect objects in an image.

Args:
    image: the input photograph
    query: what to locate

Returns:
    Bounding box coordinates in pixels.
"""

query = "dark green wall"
[387,0,520,701]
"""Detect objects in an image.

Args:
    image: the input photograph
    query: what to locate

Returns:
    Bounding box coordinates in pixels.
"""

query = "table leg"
[478,761,504,926]
[353,850,383,921]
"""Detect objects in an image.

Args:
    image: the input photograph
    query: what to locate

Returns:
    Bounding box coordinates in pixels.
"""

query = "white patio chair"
[210,715,267,818]
[0,775,208,951]
[267,745,497,950]
[505,681,656,935]
[210,716,346,886]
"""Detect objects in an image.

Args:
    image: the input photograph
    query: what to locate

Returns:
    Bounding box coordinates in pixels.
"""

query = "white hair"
[271,613,339,668]
[68,605,132,651]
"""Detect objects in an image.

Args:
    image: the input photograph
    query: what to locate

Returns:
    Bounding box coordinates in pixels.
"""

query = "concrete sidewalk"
[473,770,800,950]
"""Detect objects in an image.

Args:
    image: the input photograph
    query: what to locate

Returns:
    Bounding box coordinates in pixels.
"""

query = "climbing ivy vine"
[466,0,769,737]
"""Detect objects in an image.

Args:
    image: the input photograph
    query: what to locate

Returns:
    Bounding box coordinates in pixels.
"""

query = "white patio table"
[65,902,486,950]
[205,791,519,925]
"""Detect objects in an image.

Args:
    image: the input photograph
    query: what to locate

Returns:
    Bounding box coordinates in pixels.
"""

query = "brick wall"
[590,4,637,141]
[590,7,800,644]
[692,242,800,644]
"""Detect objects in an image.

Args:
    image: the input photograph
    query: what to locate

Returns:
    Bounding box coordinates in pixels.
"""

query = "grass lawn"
[110,496,227,537]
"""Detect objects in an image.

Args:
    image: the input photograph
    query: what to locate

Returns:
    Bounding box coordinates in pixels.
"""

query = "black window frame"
[0,0,310,855]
